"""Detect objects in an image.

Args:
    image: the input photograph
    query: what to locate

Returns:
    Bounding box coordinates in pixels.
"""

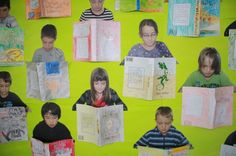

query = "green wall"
[0,0,236,155]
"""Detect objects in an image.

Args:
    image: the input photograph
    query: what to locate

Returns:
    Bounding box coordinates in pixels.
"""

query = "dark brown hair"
[41,24,57,39]
[90,67,111,104]
[198,47,221,74]
[0,71,12,85]
[139,19,158,36]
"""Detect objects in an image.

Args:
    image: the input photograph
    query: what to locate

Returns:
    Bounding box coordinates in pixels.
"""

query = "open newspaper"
[168,0,220,36]
[31,138,74,156]
[182,86,233,129]
[26,0,71,19]
[138,145,190,156]
[77,105,124,146]
[73,19,120,62]
[27,61,70,101]
[123,57,176,100]
[229,29,236,70]
[220,144,236,156]
[0,107,27,143]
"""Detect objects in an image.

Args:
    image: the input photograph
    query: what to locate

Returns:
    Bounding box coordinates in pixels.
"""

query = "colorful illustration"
[199,0,220,36]
[27,62,70,101]
[168,0,220,37]
[168,0,201,36]
[0,27,24,66]
[115,0,164,12]
[76,105,124,146]
[0,107,28,143]
[73,20,120,62]
[31,138,75,156]
[123,57,176,100]
[182,86,233,129]
[138,145,190,156]
[228,29,236,70]
[26,0,71,19]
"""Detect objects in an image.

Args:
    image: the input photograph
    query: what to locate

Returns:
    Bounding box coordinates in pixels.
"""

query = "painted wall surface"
[0,0,236,155]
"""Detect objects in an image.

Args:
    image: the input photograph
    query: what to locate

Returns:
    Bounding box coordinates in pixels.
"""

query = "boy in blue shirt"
[134,106,190,149]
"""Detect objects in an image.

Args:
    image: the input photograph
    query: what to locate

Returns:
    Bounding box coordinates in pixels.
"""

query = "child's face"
[42,36,55,51]
[44,113,58,128]
[200,56,215,79]
[156,115,172,135]
[0,6,9,19]
[141,25,157,48]
[90,0,104,13]
[0,79,10,98]
[94,80,106,94]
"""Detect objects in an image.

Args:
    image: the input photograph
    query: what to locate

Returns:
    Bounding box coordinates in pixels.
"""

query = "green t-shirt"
[183,70,234,88]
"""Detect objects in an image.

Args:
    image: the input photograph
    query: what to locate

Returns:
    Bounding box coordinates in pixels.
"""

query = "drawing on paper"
[123,57,176,100]
[27,62,70,101]
[182,86,233,129]
[31,138,75,156]
[77,105,124,146]
[228,29,236,70]
[0,107,28,143]
[0,27,24,66]
[26,0,71,19]
[73,20,120,62]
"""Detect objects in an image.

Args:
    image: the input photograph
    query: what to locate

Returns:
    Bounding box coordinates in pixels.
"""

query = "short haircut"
[41,102,61,119]
[41,24,57,39]
[155,106,173,121]
[0,0,10,9]
[198,47,221,74]
[139,19,158,36]
[0,71,12,84]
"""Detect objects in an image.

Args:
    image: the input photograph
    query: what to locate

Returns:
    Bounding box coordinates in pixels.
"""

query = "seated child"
[121,19,174,65]
[224,130,236,146]
[33,102,72,143]
[0,0,18,27]
[134,106,190,149]
[72,67,127,111]
[80,0,113,21]
[32,24,65,62]
[180,47,236,92]
[0,71,29,111]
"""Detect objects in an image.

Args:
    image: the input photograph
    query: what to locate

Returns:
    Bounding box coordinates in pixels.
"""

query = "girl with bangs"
[72,67,127,111]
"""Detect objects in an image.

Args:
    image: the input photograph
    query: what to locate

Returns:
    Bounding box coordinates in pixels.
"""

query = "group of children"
[0,0,236,153]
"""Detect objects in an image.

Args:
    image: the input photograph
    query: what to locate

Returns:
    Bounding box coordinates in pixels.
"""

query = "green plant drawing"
[157,62,168,89]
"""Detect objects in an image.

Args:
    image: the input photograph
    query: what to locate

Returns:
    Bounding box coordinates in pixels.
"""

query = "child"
[72,67,127,111]
[180,47,236,91]
[0,71,29,111]
[33,102,72,143]
[121,19,174,65]
[0,0,18,27]
[80,0,113,21]
[32,24,65,62]
[134,106,190,149]
[224,130,236,146]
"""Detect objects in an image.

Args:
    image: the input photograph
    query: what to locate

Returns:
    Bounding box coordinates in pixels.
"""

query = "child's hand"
[26,106,32,113]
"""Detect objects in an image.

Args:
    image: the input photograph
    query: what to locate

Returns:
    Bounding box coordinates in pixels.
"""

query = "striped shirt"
[0,15,18,28]
[134,126,190,149]
[79,8,113,21]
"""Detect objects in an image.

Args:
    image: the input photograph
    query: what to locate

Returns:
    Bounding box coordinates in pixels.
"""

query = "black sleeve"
[110,89,128,111]
[72,91,88,111]
[11,93,27,108]
[225,131,236,146]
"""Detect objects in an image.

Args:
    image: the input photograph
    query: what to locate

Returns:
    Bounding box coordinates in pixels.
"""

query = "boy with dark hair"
[0,71,28,111]
[134,106,190,149]
[33,102,72,143]
[0,0,18,27]
[32,24,65,62]
[80,0,113,21]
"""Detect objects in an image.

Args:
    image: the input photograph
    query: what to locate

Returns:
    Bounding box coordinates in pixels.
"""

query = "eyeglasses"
[142,33,157,38]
